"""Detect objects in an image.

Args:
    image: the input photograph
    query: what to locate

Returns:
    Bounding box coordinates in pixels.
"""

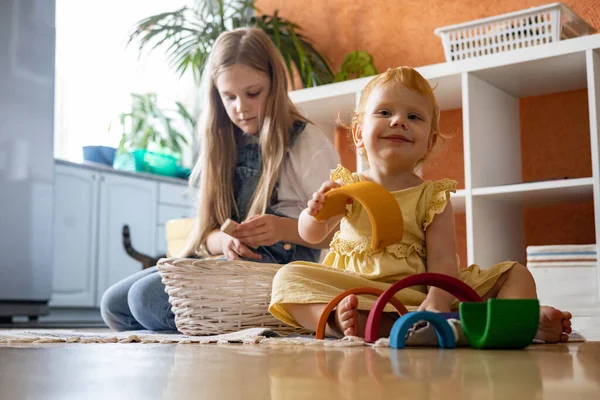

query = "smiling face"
[354,80,434,169]
[216,63,271,135]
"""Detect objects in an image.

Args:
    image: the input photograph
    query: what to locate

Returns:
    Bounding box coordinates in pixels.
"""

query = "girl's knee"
[127,274,164,314]
[496,262,537,299]
[508,262,535,283]
[127,273,174,331]
[100,283,129,331]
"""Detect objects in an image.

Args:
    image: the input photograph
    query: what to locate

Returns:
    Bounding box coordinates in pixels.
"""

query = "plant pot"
[113,149,181,178]
[82,146,116,166]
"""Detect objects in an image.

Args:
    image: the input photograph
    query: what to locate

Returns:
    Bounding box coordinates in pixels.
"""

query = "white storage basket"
[434,3,595,62]
[526,245,599,316]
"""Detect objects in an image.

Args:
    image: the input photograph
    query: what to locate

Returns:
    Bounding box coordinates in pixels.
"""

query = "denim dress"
[232,120,320,264]
[100,121,320,331]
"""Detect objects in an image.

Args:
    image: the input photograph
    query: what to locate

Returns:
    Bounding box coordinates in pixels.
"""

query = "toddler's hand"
[307,181,342,217]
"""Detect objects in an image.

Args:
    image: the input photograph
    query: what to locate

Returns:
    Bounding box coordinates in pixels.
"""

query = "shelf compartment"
[524,201,596,247]
[471,51,587,98]
[464,74,592,189]
[472,178,594,206]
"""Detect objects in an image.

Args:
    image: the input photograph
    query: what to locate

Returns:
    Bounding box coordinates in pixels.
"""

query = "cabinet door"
[96,173,157,305]
[50,165,99,307]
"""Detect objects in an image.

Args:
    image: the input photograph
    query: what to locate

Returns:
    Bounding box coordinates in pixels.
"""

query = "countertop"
[55,159,189,185]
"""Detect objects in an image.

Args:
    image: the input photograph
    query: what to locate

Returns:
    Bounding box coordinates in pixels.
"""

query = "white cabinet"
[50,165,99,307]
[51,163,186,308]
[95,173,158,306]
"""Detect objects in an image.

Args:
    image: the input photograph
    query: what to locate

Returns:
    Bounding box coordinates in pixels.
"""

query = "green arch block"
[460,299,540,349]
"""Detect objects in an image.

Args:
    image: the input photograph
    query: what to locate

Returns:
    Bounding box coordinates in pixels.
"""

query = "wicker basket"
[157,257,309,336]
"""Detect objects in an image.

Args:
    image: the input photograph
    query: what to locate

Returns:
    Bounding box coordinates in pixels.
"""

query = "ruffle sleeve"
[423,179,457,230]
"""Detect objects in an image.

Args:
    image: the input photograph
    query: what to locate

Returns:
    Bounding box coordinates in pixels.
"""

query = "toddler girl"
[269,67,572,343]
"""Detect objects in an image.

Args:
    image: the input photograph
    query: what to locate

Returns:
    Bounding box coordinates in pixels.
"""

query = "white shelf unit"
[289,34,600,301]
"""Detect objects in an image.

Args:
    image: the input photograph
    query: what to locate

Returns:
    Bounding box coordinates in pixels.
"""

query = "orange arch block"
[314,181,403,251]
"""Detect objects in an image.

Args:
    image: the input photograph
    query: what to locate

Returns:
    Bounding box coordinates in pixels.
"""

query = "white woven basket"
[157,257,309,336]
[434,2,595,62]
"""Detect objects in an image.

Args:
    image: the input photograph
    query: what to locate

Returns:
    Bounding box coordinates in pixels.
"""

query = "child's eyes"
[224,91,261,101]
[377,110,391,116]
[408,114,422,121]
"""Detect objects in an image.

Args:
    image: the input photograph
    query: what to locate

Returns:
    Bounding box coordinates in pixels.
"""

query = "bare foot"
[536,306,572,343]
[334,294,367,337]
[332,294,399,338]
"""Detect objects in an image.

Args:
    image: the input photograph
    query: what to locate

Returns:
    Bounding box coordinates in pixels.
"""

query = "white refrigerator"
[0,0,55,321]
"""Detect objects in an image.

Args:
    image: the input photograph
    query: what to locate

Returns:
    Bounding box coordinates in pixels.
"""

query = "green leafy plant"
[117,93,194,159]
[128,0,334,88]
[334,50,377,82]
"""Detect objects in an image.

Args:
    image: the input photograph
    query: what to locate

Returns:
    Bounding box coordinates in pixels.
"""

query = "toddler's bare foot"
[536,306,572,343]
[334,294,367,338]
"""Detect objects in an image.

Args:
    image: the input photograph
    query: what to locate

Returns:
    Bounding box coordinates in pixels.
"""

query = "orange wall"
[422,109,465,187]
[257,0,600,73]
[257,0,600,258]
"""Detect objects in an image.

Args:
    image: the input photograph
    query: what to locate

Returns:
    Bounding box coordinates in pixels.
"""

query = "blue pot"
[82,146,117,166]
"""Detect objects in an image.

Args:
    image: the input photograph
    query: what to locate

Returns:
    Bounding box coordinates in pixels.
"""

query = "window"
[54,0,196,165]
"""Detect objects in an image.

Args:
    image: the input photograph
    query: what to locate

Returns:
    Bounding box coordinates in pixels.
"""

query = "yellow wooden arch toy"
[314,181,403,251]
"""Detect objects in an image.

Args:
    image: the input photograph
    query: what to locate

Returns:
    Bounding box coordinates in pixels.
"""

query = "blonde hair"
[350,66,450,165]
[182,27,306,257]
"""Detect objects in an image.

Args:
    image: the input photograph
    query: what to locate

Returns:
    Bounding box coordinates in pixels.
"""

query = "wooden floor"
[0,341,598,399]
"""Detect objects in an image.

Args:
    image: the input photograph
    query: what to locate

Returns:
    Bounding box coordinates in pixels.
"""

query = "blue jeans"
[100,266,178,332]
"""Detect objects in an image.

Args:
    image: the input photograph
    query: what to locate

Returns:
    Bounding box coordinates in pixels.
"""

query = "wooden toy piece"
[315,286,409,340]
[314,181,403,251]
[389,311,457,349]
[365,272,483,343]
[460,299,540,349]
[220,218,239,236]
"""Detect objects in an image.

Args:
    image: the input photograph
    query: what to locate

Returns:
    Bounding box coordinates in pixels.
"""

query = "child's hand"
[307,181,342,217]
[219,232,262,261]
[232,214,284,247]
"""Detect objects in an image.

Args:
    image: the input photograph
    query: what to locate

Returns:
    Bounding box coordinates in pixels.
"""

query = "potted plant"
[127,0,334,88]
[113,93,195,178]
[334,50,378,82]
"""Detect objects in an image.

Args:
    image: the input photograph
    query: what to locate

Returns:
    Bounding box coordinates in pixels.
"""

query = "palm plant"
[128,0,334,88]
[117,93,192,159]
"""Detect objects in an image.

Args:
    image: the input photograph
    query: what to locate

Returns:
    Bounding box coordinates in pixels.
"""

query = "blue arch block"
[389,311,457,349]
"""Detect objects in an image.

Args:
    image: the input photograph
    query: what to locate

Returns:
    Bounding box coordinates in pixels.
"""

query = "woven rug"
[0,319,585,346]
[0,327,278,344]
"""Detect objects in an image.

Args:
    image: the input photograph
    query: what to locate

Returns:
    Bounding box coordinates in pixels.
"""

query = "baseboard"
[0,307,106,329]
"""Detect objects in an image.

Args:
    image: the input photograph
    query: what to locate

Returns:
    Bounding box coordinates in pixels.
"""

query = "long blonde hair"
[182,27,306,256]
[351,66,450,165]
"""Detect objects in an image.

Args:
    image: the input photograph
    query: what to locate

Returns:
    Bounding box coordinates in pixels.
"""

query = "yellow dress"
[269,165,515,327]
